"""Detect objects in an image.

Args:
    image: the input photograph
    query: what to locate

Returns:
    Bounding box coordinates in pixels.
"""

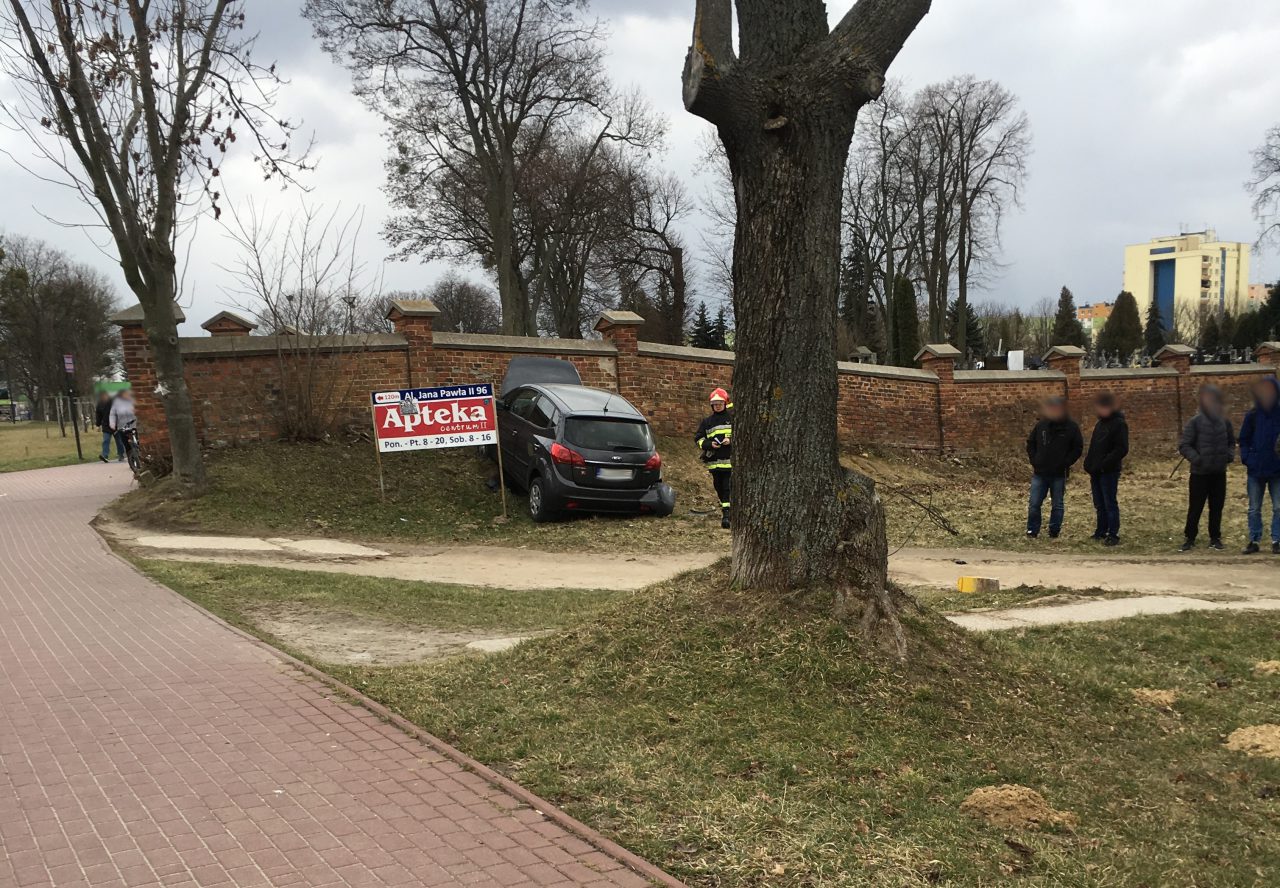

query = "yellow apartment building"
[1122,230,1250,330]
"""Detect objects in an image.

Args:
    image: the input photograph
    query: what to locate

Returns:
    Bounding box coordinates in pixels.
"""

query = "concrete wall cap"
[1189,363,1273,377]
[955,369,1066,383]
[839,361,938,382]
[179,332,406,357]
[914,343,962,361]
[386,298,441,319]
[1044,345,1086,359]
[1256,341,1280,352]
[200,310,258,333]
[1082,367,1178,380]
[594,310,645,331]
[110,301,187,326]
[433,331,615,355]
[1154,343,1195,359]
[636,341,734,365]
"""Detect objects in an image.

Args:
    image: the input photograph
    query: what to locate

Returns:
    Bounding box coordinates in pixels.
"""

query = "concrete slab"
[133,533,283,552]
[951,595,1280,632]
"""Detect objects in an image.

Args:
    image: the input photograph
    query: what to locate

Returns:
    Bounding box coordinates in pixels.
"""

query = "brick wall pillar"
[111,304,185,450]
[386,299,440,388]
[1155,343,1195,432]
[594,310,644,399]
[1256,342,1280,372]
[1044,345,1085,421]
[916,344,960,455]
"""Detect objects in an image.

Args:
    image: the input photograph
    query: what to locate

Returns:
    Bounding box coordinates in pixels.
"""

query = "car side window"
[526,396,554,429]
[507,389,537,420]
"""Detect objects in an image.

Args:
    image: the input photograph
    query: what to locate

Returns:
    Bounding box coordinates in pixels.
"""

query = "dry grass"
[111,436,1249,557]
[154,559,1280,887]
[0,421,90,473]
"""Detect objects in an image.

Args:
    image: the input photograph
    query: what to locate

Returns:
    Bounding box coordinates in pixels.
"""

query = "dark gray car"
[496,380,675,522]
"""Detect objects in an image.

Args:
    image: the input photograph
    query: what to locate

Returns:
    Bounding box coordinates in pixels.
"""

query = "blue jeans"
[1246,476,1280,544]
[1090,471,1121,538]
[100,429,121,460]
[1027,474,1067,537]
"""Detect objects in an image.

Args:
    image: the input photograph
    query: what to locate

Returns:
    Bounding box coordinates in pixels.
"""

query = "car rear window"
[564,418,653,452]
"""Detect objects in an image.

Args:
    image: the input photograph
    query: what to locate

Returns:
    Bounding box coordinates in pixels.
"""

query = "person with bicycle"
[109,389,139,467]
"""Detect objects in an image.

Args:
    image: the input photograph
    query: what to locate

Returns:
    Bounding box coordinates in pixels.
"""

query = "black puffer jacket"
[1083,411,1130,476]
[1178,412,1236,475]
[94,398,113,429]
[1026,418,1083,478]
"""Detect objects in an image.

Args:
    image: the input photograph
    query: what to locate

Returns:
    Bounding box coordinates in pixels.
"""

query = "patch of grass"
[137,559,623,635]
[113,436,730,554]
[112,434,1253,557]
[0,421,88,472]
[312,570,1280,887]
[853,447,1253,555]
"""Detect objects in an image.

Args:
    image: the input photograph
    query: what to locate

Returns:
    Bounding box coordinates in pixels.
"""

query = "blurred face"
[711,399,726,413]
[1042,400,1066,421]
[1254,381,1278,410]
[1095,399,1114,419]
[99,393,111,403]
[120,390,133,402]
[1200,391,1222,417]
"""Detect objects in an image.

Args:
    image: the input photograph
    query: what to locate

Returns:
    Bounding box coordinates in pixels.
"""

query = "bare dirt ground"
[253,607,537,666]
[101,516,719,591]
[105,516,1280,633]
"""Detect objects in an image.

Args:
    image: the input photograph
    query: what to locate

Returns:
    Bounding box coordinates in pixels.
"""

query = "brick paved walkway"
[0,464,661,888]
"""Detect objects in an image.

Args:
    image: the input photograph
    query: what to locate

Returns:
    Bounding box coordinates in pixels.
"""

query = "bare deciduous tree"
[306,0,613,337]
[421,275,501,335]
[1249,124,1280,249]
[0,234,119,403]
[0,0,305,491]
[843,77,1029,353]
[223,203,381,440]
[610,166,695,344]
[683,0,930,649]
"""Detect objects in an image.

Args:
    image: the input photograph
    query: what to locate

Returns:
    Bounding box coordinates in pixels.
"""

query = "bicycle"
[120,426,143,475]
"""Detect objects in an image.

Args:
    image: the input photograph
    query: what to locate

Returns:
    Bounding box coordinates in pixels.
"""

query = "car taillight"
[644,452,662,471]
[550,442,585,467]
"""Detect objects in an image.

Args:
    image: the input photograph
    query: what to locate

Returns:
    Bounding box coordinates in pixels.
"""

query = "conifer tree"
[1144,299,1166,355]
[1051,286,1086,347]
[891,275,922,366]
[1097,291,1143,356]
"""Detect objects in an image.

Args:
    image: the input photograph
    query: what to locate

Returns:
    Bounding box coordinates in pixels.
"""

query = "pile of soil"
[959,784,1077,830]
[1254,660,1280,676]
[1131,688,1178,708]
[1225,725,1280,759]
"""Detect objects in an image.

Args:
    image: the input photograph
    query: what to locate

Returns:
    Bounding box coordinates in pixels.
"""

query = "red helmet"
[709,388,729,403]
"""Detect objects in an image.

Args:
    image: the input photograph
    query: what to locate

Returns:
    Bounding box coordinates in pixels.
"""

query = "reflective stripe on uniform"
[705,460,732,471]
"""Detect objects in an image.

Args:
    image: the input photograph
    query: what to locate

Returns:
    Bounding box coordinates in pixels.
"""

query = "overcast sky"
[2,0,1277,333]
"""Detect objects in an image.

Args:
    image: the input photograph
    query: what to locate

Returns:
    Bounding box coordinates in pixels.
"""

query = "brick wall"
[114,306,1280,457]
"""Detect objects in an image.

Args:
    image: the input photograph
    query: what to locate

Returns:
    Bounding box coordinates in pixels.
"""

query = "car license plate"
[597,467,634,481]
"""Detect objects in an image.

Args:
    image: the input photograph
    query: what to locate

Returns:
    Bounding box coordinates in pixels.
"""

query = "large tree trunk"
[726,117,889,595]
[491,163,534,337]
[684,0,930,645]
[137,270,206,492]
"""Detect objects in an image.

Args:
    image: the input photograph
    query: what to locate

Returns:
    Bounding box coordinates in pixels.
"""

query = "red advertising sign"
[370,384,497,453]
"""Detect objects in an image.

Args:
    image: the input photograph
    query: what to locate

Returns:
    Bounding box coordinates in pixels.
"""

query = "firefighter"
[696,388,734,529]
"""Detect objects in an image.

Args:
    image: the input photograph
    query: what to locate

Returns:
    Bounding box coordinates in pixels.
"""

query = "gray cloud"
[1,0,1276,336]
